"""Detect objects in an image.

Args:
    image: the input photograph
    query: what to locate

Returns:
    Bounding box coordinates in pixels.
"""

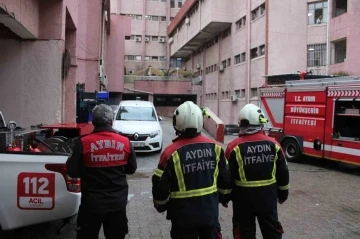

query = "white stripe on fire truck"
[303,141,360,156]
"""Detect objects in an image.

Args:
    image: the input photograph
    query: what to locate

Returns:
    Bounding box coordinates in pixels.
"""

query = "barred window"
[307,44,327,67]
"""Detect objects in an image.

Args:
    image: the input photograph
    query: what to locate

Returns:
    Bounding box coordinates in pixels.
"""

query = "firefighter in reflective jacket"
[152,101,231,239]
[223,103,290,239]
[66,104,137,239]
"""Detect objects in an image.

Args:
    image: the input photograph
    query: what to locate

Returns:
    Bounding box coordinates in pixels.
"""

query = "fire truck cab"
[260,76,360,166]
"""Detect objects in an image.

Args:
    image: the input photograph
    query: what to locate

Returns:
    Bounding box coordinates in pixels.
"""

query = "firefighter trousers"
[233,210,283,239]
[76,206,128,239]
[171,224,223,239]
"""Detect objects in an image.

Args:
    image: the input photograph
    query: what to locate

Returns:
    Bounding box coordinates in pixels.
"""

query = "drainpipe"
[142,0,146,69]
[101,6,106,91]
[217,35,221,116]
[326,0,331,74]
[246,0,251,103]
[166,0,171,69]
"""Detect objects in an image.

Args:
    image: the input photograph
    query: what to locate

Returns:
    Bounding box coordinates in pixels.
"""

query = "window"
[236,16,246,30]
[145,15,151,20]
[161,0,166,2]
[136,15,142,20]
[116,106,157,121]
[308,2,328,25]
[135,55,142,61]
[250,88,258,98]
[240,52,246,62]
[252,3,265,21]
[259,45,265,56]
[152,56,159,61]
[126,55,135,61]
[235,90,245,99]
[127,35,135,40]
[235,55,241,64]
[152,36,158,41]
[161,16,166,21]
[307,44,327,67]
[170,0,175,8]
[160,36,166,42]
[222,60,226,68]
[145,56,151,61]
[333,0,347,17]
[332,39,347,64]
[227,58,231,67]
[160,56,166,61]
[152,16,159,21]
[178,0,183,8]
[251,47,258,59]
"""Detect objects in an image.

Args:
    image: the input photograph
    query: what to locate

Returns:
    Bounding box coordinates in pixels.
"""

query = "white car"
[112,100,163,153]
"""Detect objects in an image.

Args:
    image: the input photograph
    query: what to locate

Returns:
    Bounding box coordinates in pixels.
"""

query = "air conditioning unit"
[136,37,141,42]
[196,64,201,69]
[159,38,166,43]
[185,17,190,25]
[169,37,174,44]
[219,65,224,72]
[231,95,238,102]
[145,37,150,42]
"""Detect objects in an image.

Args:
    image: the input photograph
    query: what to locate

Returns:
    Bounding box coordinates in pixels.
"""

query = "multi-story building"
[167,0,360,124]
[0,0,130,126]
[111,0,188,74]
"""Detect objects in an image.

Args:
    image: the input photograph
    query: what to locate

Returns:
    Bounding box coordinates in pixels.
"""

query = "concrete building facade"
[0,0,130,127]
[167,0,360,125]
[111,0,187,74]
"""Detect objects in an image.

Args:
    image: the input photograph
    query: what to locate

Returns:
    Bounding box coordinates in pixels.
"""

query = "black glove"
[219,193,231,208]
[277,189,289,204]
[154,203,167,213]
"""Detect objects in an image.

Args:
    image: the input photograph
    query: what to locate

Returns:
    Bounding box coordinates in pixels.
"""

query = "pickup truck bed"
[0,152,81,231]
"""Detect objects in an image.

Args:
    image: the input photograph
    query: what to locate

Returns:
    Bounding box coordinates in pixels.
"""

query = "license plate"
[132,142,145,147]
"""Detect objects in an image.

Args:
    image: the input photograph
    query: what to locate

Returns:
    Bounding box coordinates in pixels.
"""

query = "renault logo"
[134,133,139,140]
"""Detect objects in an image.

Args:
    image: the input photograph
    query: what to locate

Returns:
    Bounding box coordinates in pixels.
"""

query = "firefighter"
[152,101,231,239]
[66,104,137,239]
[222,103,289,239]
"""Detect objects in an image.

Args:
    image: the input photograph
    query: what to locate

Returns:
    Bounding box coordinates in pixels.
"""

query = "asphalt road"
[2,118,360,239]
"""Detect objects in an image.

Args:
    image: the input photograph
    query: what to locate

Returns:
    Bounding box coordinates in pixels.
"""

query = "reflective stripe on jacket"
[152,134,231,227]
[225,132,289,191]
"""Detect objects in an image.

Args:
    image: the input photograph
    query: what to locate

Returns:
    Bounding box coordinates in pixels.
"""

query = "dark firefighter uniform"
[224,132,289,239]
[66,126,137,239]
[152,134,231,239]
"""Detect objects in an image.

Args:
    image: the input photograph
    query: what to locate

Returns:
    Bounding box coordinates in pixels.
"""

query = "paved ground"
[3,118,360,239]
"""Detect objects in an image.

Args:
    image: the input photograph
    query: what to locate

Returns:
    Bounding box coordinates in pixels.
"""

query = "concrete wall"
[0,40,63,127]
[107,15,131,92]
[134,80,192,94]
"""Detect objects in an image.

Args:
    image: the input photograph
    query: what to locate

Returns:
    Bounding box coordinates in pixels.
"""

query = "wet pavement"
[2,118,360,239]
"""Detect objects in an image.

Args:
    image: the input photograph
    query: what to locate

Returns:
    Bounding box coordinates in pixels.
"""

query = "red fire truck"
[260,76,360,166]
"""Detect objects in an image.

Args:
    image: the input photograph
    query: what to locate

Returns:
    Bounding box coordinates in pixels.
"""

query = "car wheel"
[282,138,302,163]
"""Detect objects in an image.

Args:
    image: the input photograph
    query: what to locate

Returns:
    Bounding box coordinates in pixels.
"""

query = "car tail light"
[45,164,81,193]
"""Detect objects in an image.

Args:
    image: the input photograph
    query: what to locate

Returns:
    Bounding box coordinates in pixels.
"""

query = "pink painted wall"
[134,80,192,94]
[0,40,64,127]
[107,14,131,92]
[329,0,360,76]
[0,0,40,37]
[76,0,102,92]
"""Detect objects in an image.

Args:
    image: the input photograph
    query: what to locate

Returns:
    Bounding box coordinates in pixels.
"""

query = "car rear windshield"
[115,106,157,121]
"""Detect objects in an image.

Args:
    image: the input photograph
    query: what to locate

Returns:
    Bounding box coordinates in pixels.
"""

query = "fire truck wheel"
[282,138,301,162]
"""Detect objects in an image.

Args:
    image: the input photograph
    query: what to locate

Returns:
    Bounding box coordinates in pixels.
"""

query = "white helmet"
[238,103,268,127]
[173,101,203,135]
